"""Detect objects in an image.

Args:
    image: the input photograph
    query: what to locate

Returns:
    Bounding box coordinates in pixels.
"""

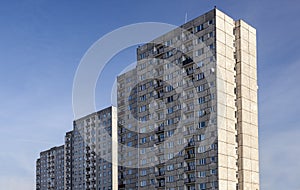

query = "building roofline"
[39,145,64,155]
[73,105,116,123]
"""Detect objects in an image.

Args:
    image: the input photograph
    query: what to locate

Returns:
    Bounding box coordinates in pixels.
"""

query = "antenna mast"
[185,12,188,23]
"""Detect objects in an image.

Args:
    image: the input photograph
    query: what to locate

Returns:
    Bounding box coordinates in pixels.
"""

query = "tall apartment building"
[117,8,259,190]
[36,8,258,190]
[36,145,65,190]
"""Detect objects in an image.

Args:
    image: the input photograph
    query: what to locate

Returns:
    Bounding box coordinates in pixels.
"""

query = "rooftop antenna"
[185,12,188,23]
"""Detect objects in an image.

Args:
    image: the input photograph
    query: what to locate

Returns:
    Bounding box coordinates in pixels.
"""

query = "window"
[140,74,146,80]
[140,180,147,187]
[140,95,146,101]
[165,51,173,58]
[140,137,147,144]
[165,39,172,47]
[167,96,174,103]
[167,153,174,159]
[198,109,205,117]
[197,85,205,92]
[158,112,164,120]
[211,181,218,188]
[165,63,172,69]
[167,141,174,148]
[165,85,173,92]
[209,43,215,50]
[197,73,205,80]
[186,67,193,74]
[167,164,174,171]
[198,171,206,178]
[150,135,155,141]
[140,127,146,133]
[165,73,173,80]
[208,20,214,25]
[195,24,204,32]
[178,138,183,145]
[211,156,217,162]
[139,116,147,122]
[167,107,174,114]
[199,183,206,190]
[198,97,205,104]
[167,118,174,125]
[166,176,174,182]
[139,84,146,91]
[198,146,206,153]
[196,61,203,68]
[199,158,206,165]
[198,121,206,128]
[198,134,205,141]
[208,32,214,38]
[150,179,155,185]
[139,105,147,112]
[127,151,132,156]
[127,124,132,129]
[196,48,204,56]
[211,143,217,150]
[197,36,204,44]
[210,169,217,175]
[141,169,147,176]
[141,159,147,165]
[140,148,146,155]
[140,53,146,59]
[167,130,174,137]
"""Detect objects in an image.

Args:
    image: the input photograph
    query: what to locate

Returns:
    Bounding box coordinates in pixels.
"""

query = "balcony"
[155,181,165,188]
[184,165,196,172]
[155,138,165,144]
[155,170,165,177]
[182,58,193,66]
[187,141,195,147]
[184,153,195,159]
[155,126,165,133]
[184,177,196,183]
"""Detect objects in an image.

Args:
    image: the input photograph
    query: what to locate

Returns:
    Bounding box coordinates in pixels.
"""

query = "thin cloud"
[259,59,300,189]
[260,127,300,190]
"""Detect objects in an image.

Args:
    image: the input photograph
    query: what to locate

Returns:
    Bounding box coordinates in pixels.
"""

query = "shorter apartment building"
[36,106,118,190]
[69,106,117,190]
[36,145,65,190]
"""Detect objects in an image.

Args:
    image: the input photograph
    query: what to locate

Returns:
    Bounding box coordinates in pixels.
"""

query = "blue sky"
[0,0,300,189]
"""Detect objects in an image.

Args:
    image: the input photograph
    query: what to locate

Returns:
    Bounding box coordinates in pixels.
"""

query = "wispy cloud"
[259,59,300,133]
[259,59,300,189]
[0,177,34,190]
[260,127,300,190]
[0,151,36,189]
